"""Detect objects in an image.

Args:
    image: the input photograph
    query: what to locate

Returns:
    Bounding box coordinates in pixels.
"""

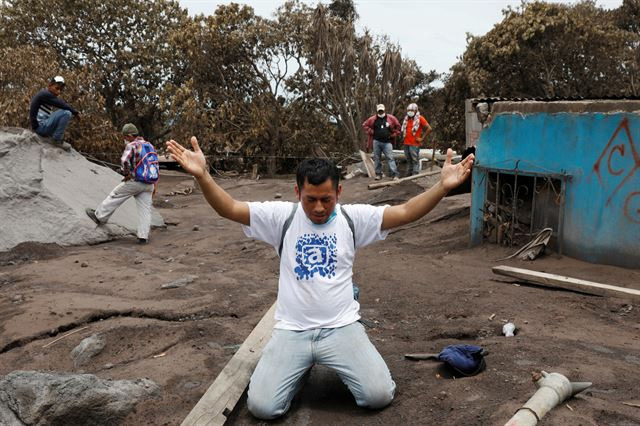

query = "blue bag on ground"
[438,344,486,376]
[134,142,160,183]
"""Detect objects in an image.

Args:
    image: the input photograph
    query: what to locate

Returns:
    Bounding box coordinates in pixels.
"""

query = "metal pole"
[511,173,518,245]
[496,172,501,244]
[430,138,436,170]
[558,178,566,255]
[530,176,537,234]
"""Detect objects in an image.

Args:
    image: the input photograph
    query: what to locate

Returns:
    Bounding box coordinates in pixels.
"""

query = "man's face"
[377,109,385,117]
[295,178,342,224]
[48,84,63,96]
[123,134,136,143]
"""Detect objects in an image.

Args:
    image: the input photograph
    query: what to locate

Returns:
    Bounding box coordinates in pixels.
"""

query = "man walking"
[165,135,474,419]
[402,103,432,176]
[86,123,159,244]
[29,76,80,151]
[362,104,401,180]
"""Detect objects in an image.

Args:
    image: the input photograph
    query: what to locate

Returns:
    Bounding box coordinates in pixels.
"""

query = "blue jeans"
[35,110,72,141]
[404,145,421,176]
[247,321,395,419]
[373,139,398,177]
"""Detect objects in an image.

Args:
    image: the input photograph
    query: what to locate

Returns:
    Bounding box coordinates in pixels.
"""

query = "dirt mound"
[0,127,164,251]
[0,242,63,266]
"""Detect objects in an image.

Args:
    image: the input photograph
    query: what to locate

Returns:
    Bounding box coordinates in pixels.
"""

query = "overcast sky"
[179,0,624,77]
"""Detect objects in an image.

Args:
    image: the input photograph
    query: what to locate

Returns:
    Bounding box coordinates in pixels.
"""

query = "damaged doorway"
[480,168,568,253]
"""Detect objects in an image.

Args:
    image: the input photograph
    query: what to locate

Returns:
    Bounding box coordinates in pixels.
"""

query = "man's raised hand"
[166,136,208,179]
[440,148,474,192]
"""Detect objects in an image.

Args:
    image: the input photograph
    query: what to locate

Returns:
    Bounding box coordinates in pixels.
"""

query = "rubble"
[0,370,159,425]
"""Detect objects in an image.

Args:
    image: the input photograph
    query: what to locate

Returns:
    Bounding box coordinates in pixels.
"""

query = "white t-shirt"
[243,202,389,330]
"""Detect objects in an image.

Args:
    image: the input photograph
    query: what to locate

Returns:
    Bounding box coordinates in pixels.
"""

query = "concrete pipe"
[504,371,592,426]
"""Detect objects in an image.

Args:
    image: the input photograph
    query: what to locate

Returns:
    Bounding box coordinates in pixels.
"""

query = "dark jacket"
[29,89,79,130]
[362,114,401,151]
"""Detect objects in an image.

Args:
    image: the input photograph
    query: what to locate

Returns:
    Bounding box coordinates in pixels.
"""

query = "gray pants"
[404,145,421,176]
[95,180,154,239]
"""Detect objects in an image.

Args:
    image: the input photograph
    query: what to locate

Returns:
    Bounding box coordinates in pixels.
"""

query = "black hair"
[296,158,340,191]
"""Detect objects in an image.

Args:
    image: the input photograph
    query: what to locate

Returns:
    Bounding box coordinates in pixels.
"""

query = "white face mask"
[377,112,385,118]
[407,111,416,118]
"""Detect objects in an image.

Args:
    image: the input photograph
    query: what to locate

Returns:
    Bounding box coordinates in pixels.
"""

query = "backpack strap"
[341,205,356,249]
[133,142,153,170]
[134,151,155,172]
[278,202,298,257]
[277,203,357,257]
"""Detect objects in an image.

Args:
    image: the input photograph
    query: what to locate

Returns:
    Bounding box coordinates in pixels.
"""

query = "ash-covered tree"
[166,3,262,152]
[0,0,190,142]
[419,62,470,153]
[328,0,358,21]
[430,0,640,150]
[611,0,640,94]
[462,1,635,98]
[168,1,346,175]
[302,5,435,152]
[0,46,120,160]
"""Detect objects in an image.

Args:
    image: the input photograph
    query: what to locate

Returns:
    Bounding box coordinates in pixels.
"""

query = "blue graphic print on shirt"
[294,233,337,280]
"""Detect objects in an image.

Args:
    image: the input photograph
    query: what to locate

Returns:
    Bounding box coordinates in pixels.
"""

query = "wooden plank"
[492,265,640,301]
[430,139,437,170]
[181,302,277,426]
[367,169,440,190]
[359,150,375,178]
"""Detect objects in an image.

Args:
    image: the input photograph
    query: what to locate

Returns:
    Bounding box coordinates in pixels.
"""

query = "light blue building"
[468,100,640,269]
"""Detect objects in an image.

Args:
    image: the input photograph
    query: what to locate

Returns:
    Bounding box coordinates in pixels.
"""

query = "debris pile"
[0,370,159,425]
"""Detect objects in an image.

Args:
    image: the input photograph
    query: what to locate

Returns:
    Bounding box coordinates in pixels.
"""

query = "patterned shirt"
[121,137,148,176]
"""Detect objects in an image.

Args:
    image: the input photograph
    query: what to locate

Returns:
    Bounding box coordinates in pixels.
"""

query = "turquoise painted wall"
[471,112,640,268]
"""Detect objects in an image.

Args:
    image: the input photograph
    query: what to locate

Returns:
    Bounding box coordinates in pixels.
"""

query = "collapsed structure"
[466,99,640,268]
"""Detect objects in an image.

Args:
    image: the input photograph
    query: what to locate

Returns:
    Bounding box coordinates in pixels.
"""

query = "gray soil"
[1,171,639,425]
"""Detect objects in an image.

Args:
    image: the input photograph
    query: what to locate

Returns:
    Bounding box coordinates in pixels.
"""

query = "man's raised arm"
[166,137,250,225]
[381,149,474,230]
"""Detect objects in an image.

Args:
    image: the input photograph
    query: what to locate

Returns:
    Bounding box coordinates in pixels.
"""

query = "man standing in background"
[401,103,432,176]
[362,104,401,181]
